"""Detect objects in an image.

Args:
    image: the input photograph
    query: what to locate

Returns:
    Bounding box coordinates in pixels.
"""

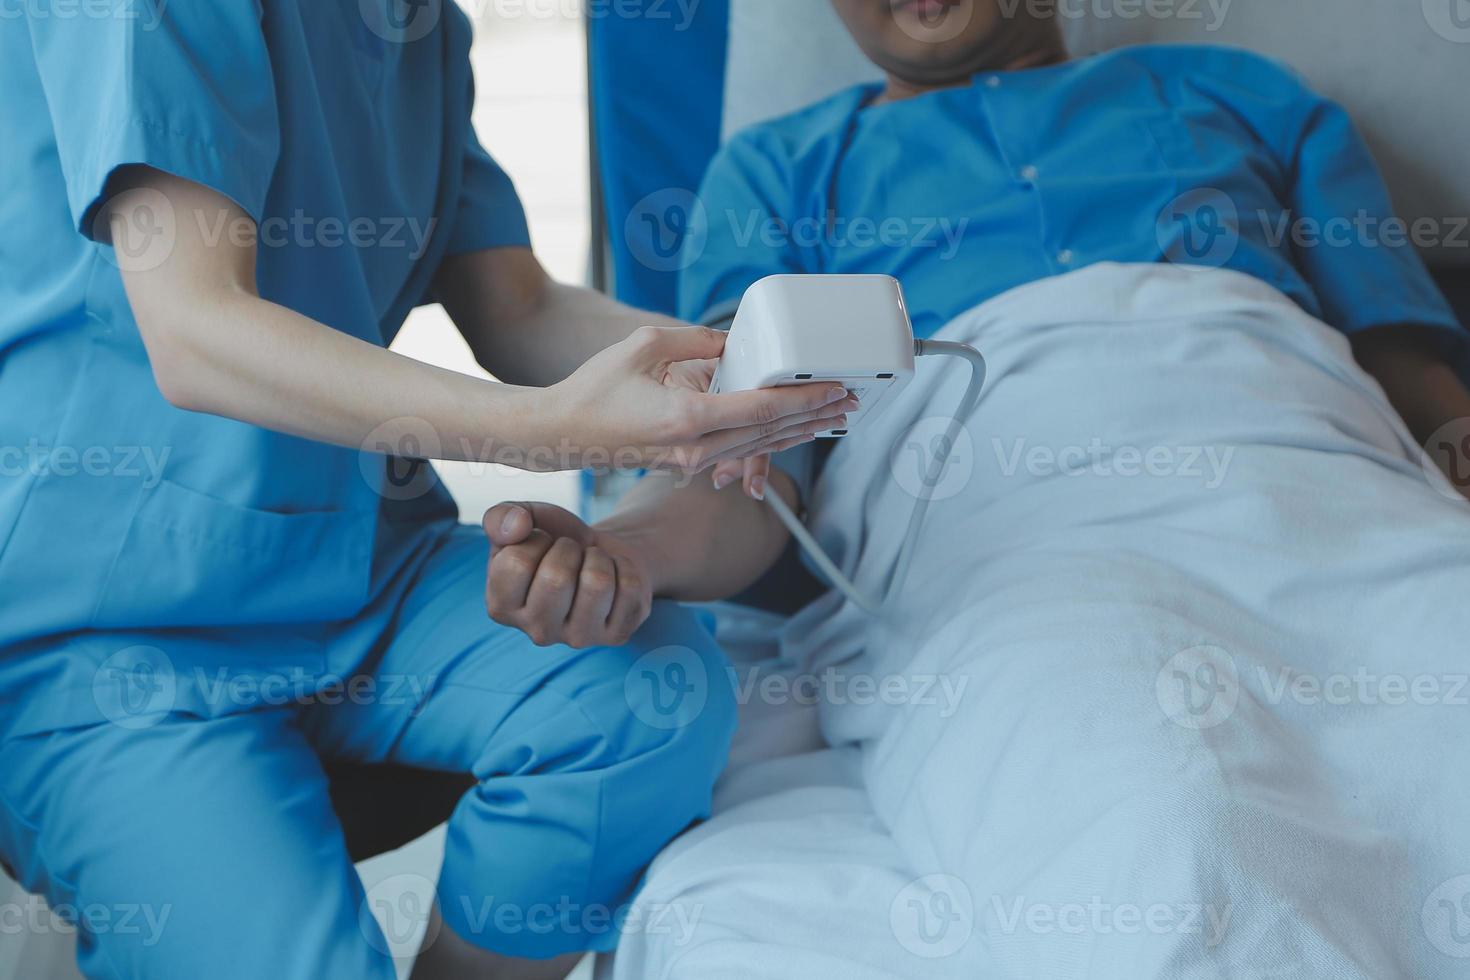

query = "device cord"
[763,340,987,616]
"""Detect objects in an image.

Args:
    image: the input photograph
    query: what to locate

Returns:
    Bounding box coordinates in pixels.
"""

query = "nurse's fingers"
[693,394,856,459]
[521,537,584,645]
[742,455,772,499]
[564,547,618,649]
[695,413,845,472]
[695,383,850,435]
[487,530,556,621]
[606,554,652,646]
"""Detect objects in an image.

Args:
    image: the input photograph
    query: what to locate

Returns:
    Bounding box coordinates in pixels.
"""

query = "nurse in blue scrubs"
[0,4,851,979]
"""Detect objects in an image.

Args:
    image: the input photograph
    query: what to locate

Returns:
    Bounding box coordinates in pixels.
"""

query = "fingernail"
[826,387,847,404]
[841,397,860,411]
[713,472,734,490]
[500,507,525,536]
[750,476,767,500]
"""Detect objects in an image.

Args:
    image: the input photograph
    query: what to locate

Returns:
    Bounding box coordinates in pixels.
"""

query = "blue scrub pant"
[0,526,737,979]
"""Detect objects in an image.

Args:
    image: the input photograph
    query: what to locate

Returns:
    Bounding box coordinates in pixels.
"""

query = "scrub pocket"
[91,479,375,629]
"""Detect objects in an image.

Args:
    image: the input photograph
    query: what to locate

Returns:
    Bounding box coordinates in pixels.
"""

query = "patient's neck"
[877,33,1070,105]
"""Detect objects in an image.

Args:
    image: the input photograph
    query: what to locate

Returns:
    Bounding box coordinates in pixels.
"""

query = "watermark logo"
[992,437,1235,489]
[624,645,709,730]
[989,895,1232,946]
[729,665,969,717]
[724,210,969,260]
[996,0,1234,32]
[94,187,177,274]
[0,0,170,30]
[626,188,708,273]
[893,0,976,44]
[890,416,975,502]
[1422,418,1470,501]
[360,872,440,957]
[360,0,442,43]
[455,894,702,945]
[0,895,171,947]
[1423,875,1470,959]
[1157,188,1240,269]
[360,417,444,502]
[891,874,974,958]
[1424,0,1470,42]
[92,645,177,730]
[1156,644,1238,730]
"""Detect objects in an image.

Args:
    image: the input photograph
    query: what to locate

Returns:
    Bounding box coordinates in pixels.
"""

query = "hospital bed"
[581,1,1470,976]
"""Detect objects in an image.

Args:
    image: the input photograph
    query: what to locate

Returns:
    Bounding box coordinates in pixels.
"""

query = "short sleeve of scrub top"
[443,90,532,257]
[24,2,282,235]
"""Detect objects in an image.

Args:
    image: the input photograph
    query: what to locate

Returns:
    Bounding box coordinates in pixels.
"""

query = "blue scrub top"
[0,2,530,645]
[679,45,1462,355]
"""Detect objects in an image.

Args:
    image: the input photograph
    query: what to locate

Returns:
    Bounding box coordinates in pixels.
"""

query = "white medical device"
[710,273,988,615]
[709,274,915,438]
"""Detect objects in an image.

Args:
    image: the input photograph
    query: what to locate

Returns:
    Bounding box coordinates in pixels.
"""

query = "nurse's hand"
[482,501,656,648]
[545,325,848,472]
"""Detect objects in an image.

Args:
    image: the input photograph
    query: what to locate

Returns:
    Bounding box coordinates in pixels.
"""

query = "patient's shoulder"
[720,85,875,166]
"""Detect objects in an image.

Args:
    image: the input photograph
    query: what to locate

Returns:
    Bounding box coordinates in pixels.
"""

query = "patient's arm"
[1352,324,1470,499]
[480,468,801,648]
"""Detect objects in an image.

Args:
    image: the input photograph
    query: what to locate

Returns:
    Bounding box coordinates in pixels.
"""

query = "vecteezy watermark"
[1259,210,1470,253]
[1159,188,1469,270]
[890,416,976,502]
[92,648,437,730]
[1156,645,1240,730]
[1157,188,1241,268]
[1422,0,1470,43]
[999,0,1233,29]
[1421,418,1470,502]
[193,209,437,261]
[989,895,1233,946]
[94,186,178,274]
[455,895,702,946]
[1255,667,1469,709]
[0,0,169,29]
[0,895,172,947]
[624,645,710,730]
[722,211,970,263]
[1157,644,1470,730]
[623,191,971,273]
[360,872,441,957]
[92,646,178,730]
[891,874,975,959]
[360,0,443,44]
[625,188,709,274]
[93,191,439,273]
[730,665,970,718]
[992,438,1236,489]
[464,0,702,29]
[1424,875,1470,959]
[359,417,713,502]
[0,440,170,489]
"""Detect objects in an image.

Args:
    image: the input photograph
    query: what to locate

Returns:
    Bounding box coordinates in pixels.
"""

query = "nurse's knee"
[586,601,737,793]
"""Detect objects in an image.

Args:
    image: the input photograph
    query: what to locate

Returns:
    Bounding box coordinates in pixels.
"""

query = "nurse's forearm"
[596,468,799,602]
[436,247,683,387]
[136,284,550,462]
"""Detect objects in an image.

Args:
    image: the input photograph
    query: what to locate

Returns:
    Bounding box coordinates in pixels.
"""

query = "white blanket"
[612,263,1470,979]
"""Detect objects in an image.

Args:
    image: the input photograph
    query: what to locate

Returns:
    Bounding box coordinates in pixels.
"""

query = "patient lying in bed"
[485,2,1470,976]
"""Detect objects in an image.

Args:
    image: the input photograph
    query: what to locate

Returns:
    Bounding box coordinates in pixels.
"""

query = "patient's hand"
[482,501,656,648]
